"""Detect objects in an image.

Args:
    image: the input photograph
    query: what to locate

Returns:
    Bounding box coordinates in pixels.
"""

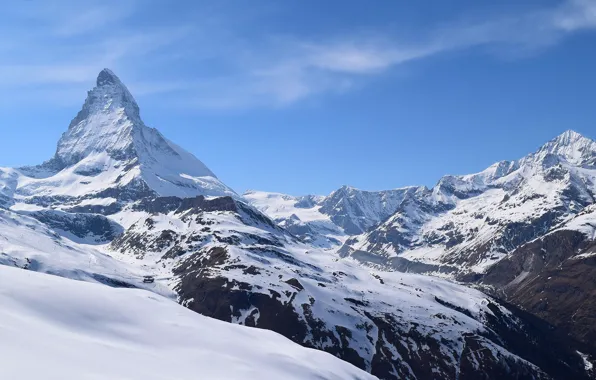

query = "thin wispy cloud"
[1,0,595,109]
[180,0,596,109]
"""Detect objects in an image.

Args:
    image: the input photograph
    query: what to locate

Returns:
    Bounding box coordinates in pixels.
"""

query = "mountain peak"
[553,130,589,145]
[32,68,237,199]
[529,130,596,167]
[96,68,123,87]
[87,68,139,117]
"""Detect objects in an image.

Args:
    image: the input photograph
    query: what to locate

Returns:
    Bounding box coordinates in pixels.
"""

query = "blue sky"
[1,0,596,195]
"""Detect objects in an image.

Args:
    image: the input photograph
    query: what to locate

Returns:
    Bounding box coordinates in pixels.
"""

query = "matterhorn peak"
[29,68,238,199]
[96,68,123,87]
[80,68,140,121]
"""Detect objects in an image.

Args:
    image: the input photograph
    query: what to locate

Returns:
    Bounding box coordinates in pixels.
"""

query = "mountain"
[341,130,596,277]
[0,69,594,379]
[11,68,235,215]
[244,185,421,248]
[0,265,374,380]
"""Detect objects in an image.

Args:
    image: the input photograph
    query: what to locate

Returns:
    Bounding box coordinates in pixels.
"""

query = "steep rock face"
[481,205,596,347]
[29,209,123,243]
[343,131,596,276]
[319,185,422,235]
[0,168,18,208]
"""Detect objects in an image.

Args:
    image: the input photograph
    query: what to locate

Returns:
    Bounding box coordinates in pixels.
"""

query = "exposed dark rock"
[31,210,123,243]
[482,229,596,348]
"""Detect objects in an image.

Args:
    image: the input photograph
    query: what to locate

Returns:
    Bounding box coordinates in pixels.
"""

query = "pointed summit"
[31,68,237,200]
[530,130,596,166]
[552,130,589,145]
[81,68,139,121]
[96,68,122,87]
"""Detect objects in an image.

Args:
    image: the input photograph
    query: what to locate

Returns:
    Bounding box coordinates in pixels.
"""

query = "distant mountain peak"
[532,130,596,166]
[553,129,588,144]
[79,68,140,123]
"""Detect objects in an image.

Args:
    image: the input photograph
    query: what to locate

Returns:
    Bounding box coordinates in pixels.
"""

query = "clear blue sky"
[1,0,595,195]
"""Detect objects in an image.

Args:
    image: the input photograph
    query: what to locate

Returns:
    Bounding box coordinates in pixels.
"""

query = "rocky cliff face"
[244,186,421,249]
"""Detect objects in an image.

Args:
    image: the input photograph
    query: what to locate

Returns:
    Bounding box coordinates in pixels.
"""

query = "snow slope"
[244,190,346,248]
[0,265,374,380]
[0,207,172,296]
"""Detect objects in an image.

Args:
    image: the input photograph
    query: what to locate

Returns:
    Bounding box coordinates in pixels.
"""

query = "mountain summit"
[531,130,596,166]
[16,69,237,208]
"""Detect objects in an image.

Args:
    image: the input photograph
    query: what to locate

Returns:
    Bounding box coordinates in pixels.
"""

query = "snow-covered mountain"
[341,130,596,277]
[244,185,421,248]
[0,265,374,380]
[10,68,235,216]
[1,69,595,379]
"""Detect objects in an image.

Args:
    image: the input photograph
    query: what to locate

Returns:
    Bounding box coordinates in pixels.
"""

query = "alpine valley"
[2,69,596,380]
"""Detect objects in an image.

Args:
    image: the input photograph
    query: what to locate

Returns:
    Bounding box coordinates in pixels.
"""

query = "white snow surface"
[244,190,346,247]
[0,207,172,296]
[0,265,375,380]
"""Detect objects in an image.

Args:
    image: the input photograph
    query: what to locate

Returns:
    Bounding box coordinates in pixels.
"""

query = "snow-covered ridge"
[244,185,421,248]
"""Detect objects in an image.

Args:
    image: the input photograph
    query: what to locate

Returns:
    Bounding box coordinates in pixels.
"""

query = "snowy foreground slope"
[0,265,374,380]
[1,69,595,379]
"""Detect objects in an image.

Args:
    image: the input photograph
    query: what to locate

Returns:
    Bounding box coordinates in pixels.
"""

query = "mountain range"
[2,69,596,380]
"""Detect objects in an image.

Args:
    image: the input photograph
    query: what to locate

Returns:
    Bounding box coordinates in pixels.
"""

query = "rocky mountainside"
[246,131,596,361]
[482,203,596,347]
[0,69,594,380]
